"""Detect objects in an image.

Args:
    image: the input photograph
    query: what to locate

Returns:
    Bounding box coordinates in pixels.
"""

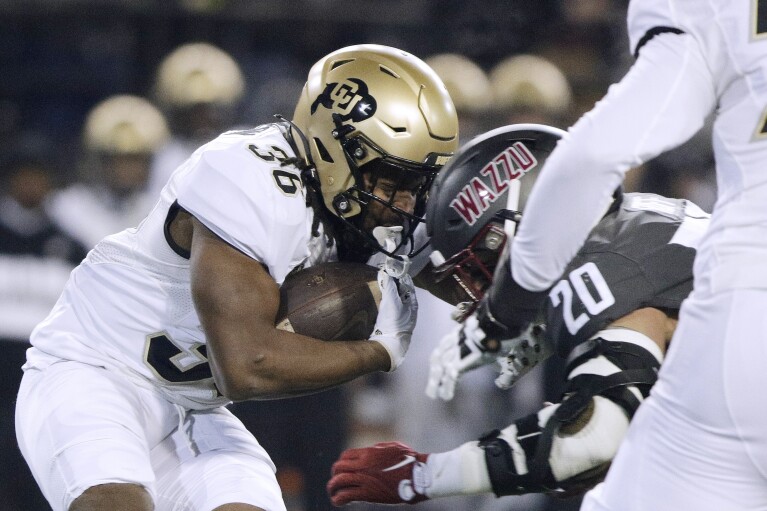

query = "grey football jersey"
[546,193,709,356]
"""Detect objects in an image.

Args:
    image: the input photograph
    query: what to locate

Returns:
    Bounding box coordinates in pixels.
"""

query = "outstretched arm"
[425,243,552,401]
[511,32,715,293]
[329,318,667,505]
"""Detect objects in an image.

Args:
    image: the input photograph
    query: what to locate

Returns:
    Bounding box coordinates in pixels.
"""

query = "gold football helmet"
[489,54,572,118]
[292,44,459,256]
[84,95,170,155]
[154,42,245,108]
[424,53,491,115]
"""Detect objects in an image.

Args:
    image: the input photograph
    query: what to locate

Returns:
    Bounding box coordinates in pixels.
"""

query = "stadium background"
[0,1,715,510]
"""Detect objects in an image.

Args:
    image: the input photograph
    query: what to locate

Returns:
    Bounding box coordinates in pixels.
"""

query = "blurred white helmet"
[424,53,492,114]
[489,54,572,116]
[83,95,170,155]
[154,42,245,107]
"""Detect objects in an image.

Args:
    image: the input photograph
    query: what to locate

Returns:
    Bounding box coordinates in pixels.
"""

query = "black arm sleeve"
[481,243,548,338]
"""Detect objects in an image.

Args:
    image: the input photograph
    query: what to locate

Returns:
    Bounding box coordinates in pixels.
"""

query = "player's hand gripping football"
[426,315,548,401]
[370,262,418,371]
[327,442,431,506]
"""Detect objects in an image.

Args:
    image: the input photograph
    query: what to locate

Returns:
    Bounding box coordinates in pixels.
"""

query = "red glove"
[327,442,431,506]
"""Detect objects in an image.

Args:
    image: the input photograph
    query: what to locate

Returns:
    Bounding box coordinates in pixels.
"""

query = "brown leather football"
[275,262,381,340]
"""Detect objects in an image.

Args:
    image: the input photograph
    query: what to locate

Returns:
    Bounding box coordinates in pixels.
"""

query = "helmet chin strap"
[275,113,326,196]
[274,114,316,172]
[275,114,335,244]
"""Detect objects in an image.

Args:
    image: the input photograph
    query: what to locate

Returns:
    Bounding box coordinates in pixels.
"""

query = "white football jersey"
[512,0,767,293]
[26,124,337,409]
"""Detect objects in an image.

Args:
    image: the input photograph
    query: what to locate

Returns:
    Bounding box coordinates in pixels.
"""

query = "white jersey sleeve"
[627,0,681,55]
[511,5,717,291]
[176,130,314,284]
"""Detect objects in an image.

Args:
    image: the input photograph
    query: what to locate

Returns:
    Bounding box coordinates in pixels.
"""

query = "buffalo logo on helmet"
[310,79,377,122]
[450,142,537,226]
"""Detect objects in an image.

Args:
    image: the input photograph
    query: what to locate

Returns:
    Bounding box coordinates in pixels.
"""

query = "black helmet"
[425,123,565,316]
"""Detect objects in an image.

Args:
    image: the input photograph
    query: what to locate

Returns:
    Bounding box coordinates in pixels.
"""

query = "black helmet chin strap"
[274,114,316,171]
[274,114,334,246]
[494,209,523,224]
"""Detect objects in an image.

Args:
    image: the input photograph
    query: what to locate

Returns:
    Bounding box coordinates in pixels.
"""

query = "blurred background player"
[424,53,493,143]
[0,144,87,511]
[148,42,246,199]
[326,124,709,507]
[0,148,87,338]
[489,54,573,127]
[47,94,170,249]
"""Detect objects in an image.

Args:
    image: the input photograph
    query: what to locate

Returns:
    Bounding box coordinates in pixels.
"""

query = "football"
[275,262,381,340]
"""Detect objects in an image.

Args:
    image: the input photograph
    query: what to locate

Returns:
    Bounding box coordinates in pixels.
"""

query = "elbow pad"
[479,330,661,496]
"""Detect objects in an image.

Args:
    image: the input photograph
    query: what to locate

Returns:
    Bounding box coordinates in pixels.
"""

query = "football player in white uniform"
[15,44,458,511]
[404,2,765,510]
[507,3,767,510]
[325,124,709,507]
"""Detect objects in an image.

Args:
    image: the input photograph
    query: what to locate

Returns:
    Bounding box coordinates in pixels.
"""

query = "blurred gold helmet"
[490,54,572,117]
[424,53,491,114]
[154,42,245,107]
[83,95,170,155]
[292,44,459,237]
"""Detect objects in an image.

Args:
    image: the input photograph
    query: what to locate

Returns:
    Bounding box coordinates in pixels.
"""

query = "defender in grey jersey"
[326,124,709,506]
[547,192,704,356]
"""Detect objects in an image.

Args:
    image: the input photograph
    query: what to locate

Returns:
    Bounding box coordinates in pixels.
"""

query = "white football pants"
[582,288,767,511]
[16,360,286,511]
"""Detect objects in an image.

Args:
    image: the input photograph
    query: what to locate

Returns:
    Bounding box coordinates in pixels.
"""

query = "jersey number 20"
[549,262,616,335]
